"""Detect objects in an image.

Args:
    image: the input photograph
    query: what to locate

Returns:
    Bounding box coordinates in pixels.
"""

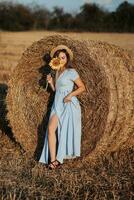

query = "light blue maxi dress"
[39,68,82,164]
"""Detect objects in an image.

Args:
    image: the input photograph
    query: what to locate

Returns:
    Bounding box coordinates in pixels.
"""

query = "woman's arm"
[50,82,55,91]
[70,77,86,97]
[63,77,86,103]
[47,74,56,92]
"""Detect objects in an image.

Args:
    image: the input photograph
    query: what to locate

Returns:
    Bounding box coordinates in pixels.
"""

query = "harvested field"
[0,32,133,199]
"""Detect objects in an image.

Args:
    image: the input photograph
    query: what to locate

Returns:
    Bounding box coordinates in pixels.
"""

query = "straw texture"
[6,34,134,161]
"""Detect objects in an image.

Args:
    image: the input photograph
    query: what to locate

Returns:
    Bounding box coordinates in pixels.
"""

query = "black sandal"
[55,159,61,166]
[48,159,61,170]
[48,160,58,170]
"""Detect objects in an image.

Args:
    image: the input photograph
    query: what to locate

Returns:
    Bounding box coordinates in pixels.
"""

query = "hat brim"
[50,44,73,61]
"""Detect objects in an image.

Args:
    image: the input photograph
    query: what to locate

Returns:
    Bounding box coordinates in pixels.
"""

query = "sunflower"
[49,57,64,70]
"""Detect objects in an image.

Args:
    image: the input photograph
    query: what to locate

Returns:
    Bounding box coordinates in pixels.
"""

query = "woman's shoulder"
[67,68,77,72]
[67,68,79,81]
[67,68,77,75]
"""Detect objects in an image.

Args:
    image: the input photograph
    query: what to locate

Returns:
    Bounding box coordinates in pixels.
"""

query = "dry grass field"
[0,31,134,199]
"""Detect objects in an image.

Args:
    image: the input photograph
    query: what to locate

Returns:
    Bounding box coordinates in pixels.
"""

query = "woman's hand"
[47,73,55,91]
[47,73,53,84]
[64,93,72,103]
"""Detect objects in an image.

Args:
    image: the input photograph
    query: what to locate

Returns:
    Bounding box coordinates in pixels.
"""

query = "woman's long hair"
[53,49,73,69]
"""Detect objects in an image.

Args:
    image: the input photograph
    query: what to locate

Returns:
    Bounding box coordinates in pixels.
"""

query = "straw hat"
[50,44,73,61]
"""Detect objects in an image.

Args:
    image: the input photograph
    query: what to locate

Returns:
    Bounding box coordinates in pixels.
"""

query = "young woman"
[39,45,86,170]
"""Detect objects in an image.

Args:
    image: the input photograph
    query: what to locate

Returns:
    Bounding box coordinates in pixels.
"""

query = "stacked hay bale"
[6,34,134,162]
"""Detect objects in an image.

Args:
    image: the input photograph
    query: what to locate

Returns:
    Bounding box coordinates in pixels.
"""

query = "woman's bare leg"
[48,114,58,164]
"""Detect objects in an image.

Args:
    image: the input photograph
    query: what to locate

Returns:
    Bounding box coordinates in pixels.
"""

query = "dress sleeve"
[70,69,80,81]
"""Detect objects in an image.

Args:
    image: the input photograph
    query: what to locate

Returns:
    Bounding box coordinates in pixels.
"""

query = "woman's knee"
[48,124,54,134]
[48,114,58,134]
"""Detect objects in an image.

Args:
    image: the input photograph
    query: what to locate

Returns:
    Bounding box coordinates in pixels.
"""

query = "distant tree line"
[0,1,134,32]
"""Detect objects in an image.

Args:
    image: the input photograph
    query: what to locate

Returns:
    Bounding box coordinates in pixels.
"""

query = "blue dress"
[39,68,82,164]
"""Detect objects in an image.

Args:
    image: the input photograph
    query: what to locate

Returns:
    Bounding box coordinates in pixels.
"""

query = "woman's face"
[58,52,67,66]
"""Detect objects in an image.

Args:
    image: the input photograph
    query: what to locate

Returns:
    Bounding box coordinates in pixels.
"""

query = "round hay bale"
[85,40,134,163]
[6,34,109,158]
[6,34,134,164]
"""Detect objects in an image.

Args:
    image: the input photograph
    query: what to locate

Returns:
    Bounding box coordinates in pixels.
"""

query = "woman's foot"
[48,159,61,170]
[54,159,61,166]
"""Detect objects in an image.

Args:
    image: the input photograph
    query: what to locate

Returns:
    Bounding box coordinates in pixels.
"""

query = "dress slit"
[48,108,61,156]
